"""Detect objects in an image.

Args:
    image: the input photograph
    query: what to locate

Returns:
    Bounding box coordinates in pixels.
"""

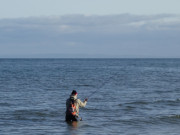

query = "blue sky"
[0,0,180,58]
[1,0,180,18]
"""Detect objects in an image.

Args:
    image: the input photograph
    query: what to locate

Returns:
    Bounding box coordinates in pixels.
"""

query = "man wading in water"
[66,90,88,121]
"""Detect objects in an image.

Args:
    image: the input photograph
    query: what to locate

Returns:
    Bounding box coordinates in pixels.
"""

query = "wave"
[125,101,149,105]
[158,114,180,121]
[0,102,12,107]
[154,98,180,104]
[85,108,100,111]
[12,109,61,121]
[74,84,95,87]
[147,114,180,125]
[119,98,180,106]
[112,114,180,126]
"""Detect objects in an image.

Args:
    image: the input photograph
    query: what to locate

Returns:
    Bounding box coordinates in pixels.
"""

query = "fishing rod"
[86,80,108,99]
[86,89,99,99]
[84,74,115,100]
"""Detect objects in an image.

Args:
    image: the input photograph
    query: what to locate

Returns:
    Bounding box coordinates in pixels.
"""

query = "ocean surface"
[1,58,180,135]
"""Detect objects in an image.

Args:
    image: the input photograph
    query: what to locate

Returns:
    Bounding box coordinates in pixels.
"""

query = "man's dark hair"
[71,90,77,95]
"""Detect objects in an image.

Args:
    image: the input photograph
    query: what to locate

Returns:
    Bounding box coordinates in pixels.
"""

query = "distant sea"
[1,58,180,135]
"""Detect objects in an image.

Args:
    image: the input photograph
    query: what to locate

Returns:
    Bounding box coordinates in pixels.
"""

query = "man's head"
[71,90,77,95]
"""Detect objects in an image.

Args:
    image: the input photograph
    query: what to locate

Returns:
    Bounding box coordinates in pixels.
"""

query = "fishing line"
[86,76,113,99]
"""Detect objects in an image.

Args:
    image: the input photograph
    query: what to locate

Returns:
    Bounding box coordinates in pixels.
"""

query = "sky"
[0,0,180,58]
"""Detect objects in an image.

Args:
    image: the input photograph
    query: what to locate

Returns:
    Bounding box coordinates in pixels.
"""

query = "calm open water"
[1,58,180,135]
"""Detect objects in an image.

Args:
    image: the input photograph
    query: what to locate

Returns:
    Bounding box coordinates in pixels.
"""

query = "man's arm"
[77,99,87,107]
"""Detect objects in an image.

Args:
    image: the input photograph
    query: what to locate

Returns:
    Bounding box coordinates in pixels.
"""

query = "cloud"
[0,14,180,58]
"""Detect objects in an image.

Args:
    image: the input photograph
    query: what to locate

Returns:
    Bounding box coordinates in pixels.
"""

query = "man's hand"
[84,98,88,102]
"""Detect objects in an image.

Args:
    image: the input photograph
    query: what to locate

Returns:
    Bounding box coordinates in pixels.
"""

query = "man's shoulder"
[66,98,70,102]
[75,99,81,102]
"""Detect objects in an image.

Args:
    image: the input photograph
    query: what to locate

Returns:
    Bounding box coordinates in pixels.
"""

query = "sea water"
[0,58,180,135]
